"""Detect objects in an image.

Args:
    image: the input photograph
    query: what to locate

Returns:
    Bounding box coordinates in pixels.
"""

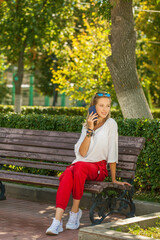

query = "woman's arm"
[109,162,131,186]
[79,135,91,157]
[109,162,117,182]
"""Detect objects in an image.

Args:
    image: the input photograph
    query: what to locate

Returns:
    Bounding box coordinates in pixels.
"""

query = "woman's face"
[95,97,111,120]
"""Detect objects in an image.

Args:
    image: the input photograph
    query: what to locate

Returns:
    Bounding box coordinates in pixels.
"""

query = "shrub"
[0,104,159,118]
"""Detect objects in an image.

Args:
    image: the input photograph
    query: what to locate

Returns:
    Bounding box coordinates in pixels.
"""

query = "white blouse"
[72,118,118,165]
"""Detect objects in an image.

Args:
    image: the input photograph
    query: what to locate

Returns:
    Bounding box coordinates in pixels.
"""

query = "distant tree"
[51,15,117,104]
[0,0,74,112]
[104,0,153,118]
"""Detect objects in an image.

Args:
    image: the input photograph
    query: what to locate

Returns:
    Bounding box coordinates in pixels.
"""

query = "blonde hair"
[84,93,112,129]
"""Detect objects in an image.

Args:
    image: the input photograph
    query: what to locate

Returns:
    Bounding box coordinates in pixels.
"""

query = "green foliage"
[0,0,80,111]
[0,112,159,192]
[0,113,84,132]
[128,221,160,239]
[0,55,10,103]
[117,118,160,192]
[114,220,160,239]
[134,191,160,203]
[0,0,72,63]
[34,52,57,97]
[0,105,88,116]
[0,105,160,119]
[51,13,117,104]
[95,0,112,20]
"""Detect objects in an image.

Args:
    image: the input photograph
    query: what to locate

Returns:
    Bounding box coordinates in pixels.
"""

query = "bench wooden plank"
[0,137,144,151]
[86,181,132,191]
[117,161,136,170]
[0,133,145,149]
[0,170,132,193]
[0,144,75,156]
[0,158,68,171]
[0,170,103,193]
[0,133,78,144]
[110,170,135,179]
[0,143,142,157]
[0,128,145,146]
[0,128,80,138]
[0,150,75,162]
[0,154,138,165]
[0,138,74,150]
[0,158,136,171]
[118,155,137,162]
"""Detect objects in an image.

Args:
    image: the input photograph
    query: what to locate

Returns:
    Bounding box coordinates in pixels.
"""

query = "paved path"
[0,198,124,240]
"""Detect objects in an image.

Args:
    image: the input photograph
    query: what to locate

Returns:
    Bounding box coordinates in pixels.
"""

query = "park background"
[0,0,159,201]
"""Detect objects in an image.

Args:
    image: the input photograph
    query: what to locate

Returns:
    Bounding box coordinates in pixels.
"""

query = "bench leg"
[117,188,135,218]
[0,163,6,200]
[89,193,114,225]
[0,181,6,200]
[89,187,135,225]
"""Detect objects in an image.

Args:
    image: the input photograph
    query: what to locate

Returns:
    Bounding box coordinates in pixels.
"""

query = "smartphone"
[89,105,96,115]
[89,105,98,120]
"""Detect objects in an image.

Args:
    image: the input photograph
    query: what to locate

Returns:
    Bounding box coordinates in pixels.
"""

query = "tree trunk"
[52,84,58,106]
[14,50,24,113]
[106,0,153,119]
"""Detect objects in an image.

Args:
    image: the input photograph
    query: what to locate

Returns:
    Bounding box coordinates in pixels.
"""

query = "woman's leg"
[66,162,99,230]
[55,207,64,221]
[46,167,74,235]
[56,166,74,212]
[71,199,81,213]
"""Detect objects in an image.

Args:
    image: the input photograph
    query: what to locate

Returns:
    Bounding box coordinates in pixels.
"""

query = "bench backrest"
[0,127,145,180]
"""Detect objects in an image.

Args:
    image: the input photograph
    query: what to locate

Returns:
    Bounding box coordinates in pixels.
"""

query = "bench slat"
[0,170,103,194]
[0,158,136,171]
[0,150,75,162]
[117,161,136,170]
[0,143,142,156]
[0,133,145,149]
[0,133,78,144]
[110,170,135,179]
[86,181,132,191]
[0,153,138,164]
[118,155,137,162]
[0,144,75,156]
[0,128,80,138]
[0,138,74,150]
[0,158,68,171]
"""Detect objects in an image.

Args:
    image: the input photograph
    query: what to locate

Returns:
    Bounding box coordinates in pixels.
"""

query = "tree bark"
[106,0,153,119]
[14,49,24,113]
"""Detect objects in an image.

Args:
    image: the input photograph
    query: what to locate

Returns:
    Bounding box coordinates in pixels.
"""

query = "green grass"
[133,191,160,203]
[114,219,160,239]
[128,220,160,239]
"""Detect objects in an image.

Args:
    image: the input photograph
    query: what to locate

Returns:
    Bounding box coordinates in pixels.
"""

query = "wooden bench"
[0,127,145,224]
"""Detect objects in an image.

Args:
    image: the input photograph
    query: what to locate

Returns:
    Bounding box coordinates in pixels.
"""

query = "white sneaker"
[46,218,63,235]
[66,209,82,230]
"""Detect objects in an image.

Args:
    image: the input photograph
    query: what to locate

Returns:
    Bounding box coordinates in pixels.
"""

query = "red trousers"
[56,160,108,210]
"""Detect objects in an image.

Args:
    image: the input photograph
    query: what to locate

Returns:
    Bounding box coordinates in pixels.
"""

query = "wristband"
[86,130,93,137]
[88,128,94,132]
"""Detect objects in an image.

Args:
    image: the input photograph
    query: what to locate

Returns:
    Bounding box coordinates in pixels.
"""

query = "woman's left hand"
[112,180,132,187]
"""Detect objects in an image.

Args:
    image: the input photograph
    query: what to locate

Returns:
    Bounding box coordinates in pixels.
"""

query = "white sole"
[46,228,63,235]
